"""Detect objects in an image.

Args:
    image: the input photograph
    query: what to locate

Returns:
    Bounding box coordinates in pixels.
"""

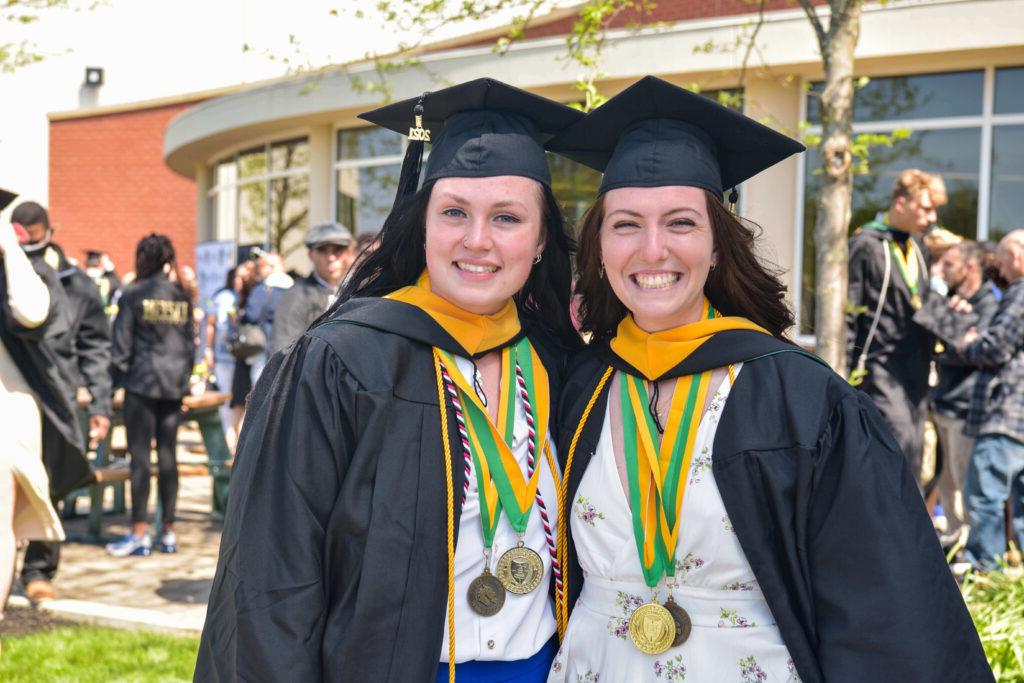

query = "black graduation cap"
[358,78,583,207]
[0,188,16,212]
[546,76,805,199]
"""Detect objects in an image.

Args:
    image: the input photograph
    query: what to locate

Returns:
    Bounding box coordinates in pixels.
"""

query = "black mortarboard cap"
[546,76,805,198]
[0,188,16,212]
[359,78,583,207]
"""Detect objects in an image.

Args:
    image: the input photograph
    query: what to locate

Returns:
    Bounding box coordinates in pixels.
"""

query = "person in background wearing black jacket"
[268,221,355,354]
[107,234,194,558]
[1,189,93,634]
[11,201,112,602]
[847,169,948,487]
[914,240,998,553]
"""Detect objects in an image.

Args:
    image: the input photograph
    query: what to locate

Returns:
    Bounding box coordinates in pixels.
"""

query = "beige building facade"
[163,0,1024,337]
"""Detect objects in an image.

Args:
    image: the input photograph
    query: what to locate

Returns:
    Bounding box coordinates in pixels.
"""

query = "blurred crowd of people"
[0,186,375,620]
[847,168,1024,573]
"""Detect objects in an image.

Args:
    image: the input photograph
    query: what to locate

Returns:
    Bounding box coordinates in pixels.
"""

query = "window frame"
[793,65,1024,342]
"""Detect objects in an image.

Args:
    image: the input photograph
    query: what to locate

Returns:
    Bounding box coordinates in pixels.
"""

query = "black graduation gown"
[0,257,92,498]
[846,227,934,472]
[195,297,567,682]
[558,330,992,683]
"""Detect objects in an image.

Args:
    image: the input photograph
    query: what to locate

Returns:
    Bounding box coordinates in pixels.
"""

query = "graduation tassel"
[391,93,430,212]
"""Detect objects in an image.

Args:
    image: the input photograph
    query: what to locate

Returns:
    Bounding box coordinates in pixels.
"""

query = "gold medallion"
[911,293,923,310]
[467,568,506,617]
[495,545,544,595]
[663,595,692,647]
[628,602,676,655]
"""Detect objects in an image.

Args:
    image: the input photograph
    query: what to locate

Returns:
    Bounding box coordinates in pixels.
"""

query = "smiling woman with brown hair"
[544,77,991,683]
[195,79,584,683]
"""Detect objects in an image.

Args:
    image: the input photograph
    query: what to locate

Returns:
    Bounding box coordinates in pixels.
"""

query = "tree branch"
[797,0,827,48]
[736,0,766,91]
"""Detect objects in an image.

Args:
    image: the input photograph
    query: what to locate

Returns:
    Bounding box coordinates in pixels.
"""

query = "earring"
[599,263,605,278]
[533,252,542,265]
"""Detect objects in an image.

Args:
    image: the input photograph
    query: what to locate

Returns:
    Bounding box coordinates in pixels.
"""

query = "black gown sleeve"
[807,391,992,682]
[194,335,356,682]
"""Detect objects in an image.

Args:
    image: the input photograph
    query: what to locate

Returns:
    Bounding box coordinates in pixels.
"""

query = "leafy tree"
[1,1,96,73]
[270,0,900,369]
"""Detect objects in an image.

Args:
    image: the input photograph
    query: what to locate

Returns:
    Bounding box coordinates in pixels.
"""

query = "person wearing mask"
[847,169,948,486]
[269,222,355,354]
[959,229,1024,570]
[0,189,91,632]
[544,77,989,682]
[196,79,582,682]
[84,250,122,314]
[106,234,195,557]
[10,200,112,602]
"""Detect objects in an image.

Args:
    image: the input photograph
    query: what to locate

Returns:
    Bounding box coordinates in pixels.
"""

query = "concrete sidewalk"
[11,426,223,637]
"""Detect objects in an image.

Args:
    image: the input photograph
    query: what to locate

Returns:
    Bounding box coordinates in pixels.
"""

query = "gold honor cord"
[556,366,614,639]
[432,349,457,683]
[891,239,923,309]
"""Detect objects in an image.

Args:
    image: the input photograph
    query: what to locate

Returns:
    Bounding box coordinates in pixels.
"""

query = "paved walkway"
[11,425,223,637]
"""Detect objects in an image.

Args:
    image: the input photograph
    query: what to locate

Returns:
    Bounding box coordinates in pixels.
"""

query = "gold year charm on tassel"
[408,114,431,142]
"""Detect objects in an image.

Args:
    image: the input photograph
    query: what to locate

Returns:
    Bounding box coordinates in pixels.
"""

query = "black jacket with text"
[111,273,195,401]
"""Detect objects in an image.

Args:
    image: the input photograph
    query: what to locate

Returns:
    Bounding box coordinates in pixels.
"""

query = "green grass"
[963,565,1024,683]
[0,625,199,682]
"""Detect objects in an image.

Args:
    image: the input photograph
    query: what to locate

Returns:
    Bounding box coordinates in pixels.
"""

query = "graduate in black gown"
[194,80,583,682]
[544,77,991,682]
[846,170,947,484]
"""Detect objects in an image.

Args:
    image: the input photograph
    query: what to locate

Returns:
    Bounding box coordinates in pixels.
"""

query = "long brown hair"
[575,190,794,341]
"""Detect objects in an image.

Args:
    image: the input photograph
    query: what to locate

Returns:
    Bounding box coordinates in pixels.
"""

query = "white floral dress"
[549,365,799,683]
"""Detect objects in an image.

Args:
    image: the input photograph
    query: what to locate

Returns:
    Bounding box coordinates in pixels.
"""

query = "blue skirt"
[435,638,558,683]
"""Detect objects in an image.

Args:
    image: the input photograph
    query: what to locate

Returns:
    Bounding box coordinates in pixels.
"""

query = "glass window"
[336,164,401,234]
[238,182,267,245]
[990,125,1024,241]
[271,138,310,172]
[807,71,984,124]
[214,159,236,190]
[271,175,310,257]
[547,153,602,227]
[800,127,981,333]
[338,127,404,161]
[238,147,268,179]
[995,67,1024,114]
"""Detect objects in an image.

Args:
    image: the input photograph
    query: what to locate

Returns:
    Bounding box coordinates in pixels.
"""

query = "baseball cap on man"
[305,222,353,248]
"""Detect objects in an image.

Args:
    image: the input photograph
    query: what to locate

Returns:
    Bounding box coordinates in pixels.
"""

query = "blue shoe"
[105,533,151,557]
[157,531,177,554]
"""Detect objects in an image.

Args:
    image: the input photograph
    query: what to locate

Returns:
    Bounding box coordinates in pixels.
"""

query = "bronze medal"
[663,595,692,646]
[467,568,506,617]
[628,602,676,655]
[495,545,544,595]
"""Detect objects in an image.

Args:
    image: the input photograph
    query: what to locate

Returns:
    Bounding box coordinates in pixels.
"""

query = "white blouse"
[440,354,560,663]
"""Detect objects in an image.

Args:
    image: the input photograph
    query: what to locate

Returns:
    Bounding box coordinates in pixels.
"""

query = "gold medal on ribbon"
[628,602,676,655]
[911,293,923,310]
[467,567,506,617]
[496,542,544,594]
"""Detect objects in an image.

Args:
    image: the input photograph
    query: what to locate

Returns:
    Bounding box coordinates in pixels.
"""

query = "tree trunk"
[812,1,863,372]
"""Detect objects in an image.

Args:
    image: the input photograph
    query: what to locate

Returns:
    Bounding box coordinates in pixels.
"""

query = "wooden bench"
[63,390,233,539]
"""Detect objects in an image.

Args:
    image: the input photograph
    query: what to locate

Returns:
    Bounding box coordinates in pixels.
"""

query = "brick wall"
[48,100,204,274]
